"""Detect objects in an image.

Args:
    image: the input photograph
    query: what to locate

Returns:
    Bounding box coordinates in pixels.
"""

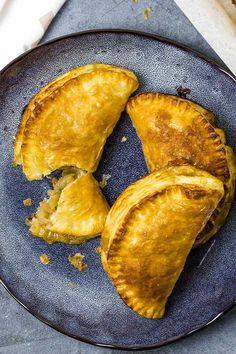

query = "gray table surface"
[1,0,235,353]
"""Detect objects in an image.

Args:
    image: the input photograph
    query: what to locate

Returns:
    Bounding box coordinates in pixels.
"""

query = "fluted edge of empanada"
[145,93,216,125]
[105,192,168,319]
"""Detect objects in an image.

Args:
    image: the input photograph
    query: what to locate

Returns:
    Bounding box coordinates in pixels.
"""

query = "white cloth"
[174,0,236,76]
[0,0,65,70]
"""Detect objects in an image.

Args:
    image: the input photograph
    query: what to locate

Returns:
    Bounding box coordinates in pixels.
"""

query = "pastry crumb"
[12,135,16,141]
[143,7,152,20]
[176,86,191,98]
[68,253,87,272]
[51,177,58,186]
[68,281,76,287]
[121,136,128,143]
[23,198,32,206]
[39,253,50,265]
[132,0,138,3]
[99,174,111,188]
[95,246,101,254]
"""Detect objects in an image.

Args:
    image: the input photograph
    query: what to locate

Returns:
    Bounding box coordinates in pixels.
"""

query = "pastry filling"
[27,168,86,244]
[27,167,109,244]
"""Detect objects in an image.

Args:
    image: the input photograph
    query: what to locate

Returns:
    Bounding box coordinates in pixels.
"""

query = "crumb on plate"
[143,7,152,20]
[176,86,191,98]
[23,198,32,206]
[132,0,138,3]
[99,174,111,188]
[68,253,87,272]
[68,281,76,287]
[39,253,50,265]
[121,136,128,143]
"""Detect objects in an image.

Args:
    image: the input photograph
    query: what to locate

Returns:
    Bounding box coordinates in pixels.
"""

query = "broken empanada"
[16,64,138,180]
[127,93,236,246]
[101,166,224,318]
[13,64,137,167]
[28,169,109,244]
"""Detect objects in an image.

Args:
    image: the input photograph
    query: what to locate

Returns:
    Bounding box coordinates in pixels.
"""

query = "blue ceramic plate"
[0,30,235,350]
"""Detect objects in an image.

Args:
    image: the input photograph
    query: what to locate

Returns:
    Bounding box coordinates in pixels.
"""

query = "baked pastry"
[13,63,138,167]
[127,93,229,179]
[28,169,109,244]
[101,166,224,319]
[127,93,236,246]
[15,64,138,180]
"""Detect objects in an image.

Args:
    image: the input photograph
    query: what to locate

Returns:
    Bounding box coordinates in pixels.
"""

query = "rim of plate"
[0,29,235,351]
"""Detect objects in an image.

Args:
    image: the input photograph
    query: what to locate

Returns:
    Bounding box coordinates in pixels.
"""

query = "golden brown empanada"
[13,64,137,166]
[28,169,109,244]
[16,64,138,180]
[127,93,236,246]
[127,93,229,180]
[101,166,224,319]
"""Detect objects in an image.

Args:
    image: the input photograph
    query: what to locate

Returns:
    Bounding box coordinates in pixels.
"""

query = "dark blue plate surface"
[0,30,235,350]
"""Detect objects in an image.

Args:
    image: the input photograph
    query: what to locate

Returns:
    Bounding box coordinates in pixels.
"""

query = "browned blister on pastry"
[127,93,236,246]
[29,169,109,244]
[101,166,224,318]
[16,64,138,180]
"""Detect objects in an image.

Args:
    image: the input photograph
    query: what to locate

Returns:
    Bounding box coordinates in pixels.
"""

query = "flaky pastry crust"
[14,63,137,166]
[101,166,224,318]
[16,64,138,180]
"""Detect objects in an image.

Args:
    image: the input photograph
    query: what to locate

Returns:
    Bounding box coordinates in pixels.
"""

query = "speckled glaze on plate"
[0,30,235,350]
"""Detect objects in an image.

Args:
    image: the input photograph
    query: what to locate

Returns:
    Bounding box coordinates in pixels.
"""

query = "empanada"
[16,64,138,180]
[13,64,137,166]
[101,166,224,319]
[28,169,109,244]
[127,93,236,246]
